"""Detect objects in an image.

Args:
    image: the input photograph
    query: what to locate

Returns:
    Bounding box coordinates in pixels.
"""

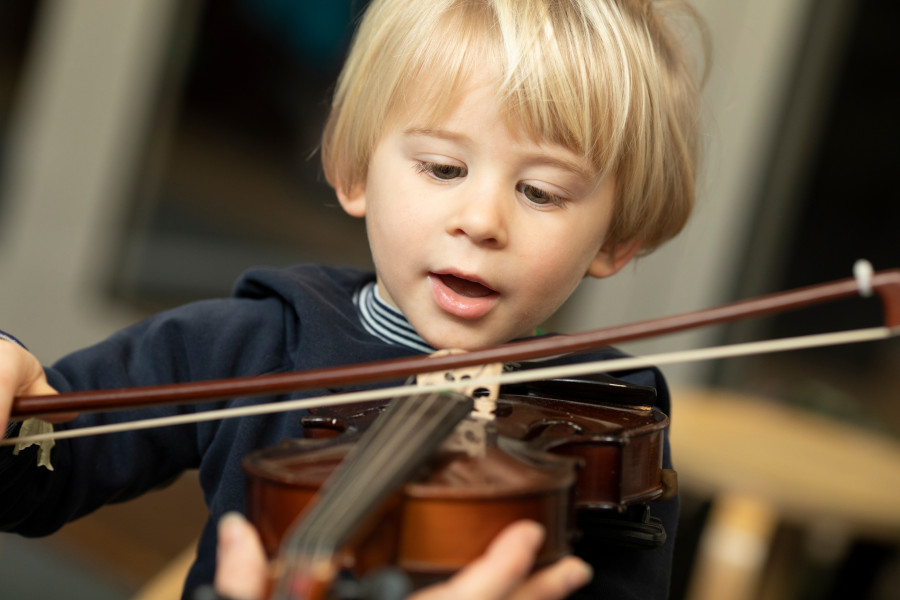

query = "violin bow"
[4,264,899,445]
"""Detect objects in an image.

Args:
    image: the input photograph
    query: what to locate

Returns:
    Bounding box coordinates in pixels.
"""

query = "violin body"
[243,374,674,584]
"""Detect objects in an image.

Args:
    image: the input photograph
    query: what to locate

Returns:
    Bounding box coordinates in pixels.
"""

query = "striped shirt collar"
[354,281,436,354]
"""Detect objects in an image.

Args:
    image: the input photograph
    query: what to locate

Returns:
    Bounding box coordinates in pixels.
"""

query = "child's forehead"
[383,36,622,179]
[390,70,602,170]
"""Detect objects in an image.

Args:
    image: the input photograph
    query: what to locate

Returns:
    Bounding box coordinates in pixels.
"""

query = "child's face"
[338,75,636,349]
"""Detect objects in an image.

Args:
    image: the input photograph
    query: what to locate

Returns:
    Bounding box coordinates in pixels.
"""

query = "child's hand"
[409,520,592,600]
[0,340,59,433]
[214,513,592,600]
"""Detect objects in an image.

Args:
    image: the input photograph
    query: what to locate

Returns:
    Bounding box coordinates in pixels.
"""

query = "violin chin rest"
[575,504,668,550]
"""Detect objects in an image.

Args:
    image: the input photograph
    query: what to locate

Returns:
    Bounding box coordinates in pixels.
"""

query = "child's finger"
[508,555,593,600]
[0,341,58,432]
[412,520,545,600]
[214,512,268,600]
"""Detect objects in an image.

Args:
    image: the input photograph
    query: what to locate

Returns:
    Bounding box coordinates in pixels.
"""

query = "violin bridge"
[416,350,503,458]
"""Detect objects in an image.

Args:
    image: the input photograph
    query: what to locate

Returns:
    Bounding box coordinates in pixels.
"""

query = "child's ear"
[586,238,642,279]
[336,181,367,218]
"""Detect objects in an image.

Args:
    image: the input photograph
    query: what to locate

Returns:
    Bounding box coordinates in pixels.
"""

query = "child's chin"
[423,325,518,352]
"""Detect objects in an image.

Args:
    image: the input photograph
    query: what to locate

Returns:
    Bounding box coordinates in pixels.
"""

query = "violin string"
[284,392,469,560]
[322,365,490,507]
[2,326,893,446]
[280,395,423,560]
[278,395,416,560]
[292,394,434,552]
[303,404,443,560]
[312,392,468,542]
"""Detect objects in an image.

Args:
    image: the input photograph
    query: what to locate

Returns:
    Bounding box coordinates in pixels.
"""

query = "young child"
[0,0,705,598]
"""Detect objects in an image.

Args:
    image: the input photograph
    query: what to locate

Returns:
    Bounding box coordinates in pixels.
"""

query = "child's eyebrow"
[402,127,466,143]
[402,127,594,181]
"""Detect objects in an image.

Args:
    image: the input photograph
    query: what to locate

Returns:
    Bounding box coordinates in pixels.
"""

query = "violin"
[243,369,676,597]
[5,265,900,599]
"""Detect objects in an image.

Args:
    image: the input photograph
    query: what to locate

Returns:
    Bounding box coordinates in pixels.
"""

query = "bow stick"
[4,264,899,446]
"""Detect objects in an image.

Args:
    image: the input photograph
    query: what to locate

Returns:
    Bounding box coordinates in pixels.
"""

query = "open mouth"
[429,272,500,320]
[434,273,497,298]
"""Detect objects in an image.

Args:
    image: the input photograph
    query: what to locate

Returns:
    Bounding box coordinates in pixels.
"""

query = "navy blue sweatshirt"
[1,264,677,599]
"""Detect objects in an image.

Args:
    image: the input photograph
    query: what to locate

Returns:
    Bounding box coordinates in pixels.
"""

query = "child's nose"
[446,188,509,247]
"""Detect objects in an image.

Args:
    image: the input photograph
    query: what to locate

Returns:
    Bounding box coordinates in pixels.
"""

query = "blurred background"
[0,0,897,598]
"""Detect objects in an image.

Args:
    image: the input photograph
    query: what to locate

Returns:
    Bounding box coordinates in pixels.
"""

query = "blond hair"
[322,0,707,254]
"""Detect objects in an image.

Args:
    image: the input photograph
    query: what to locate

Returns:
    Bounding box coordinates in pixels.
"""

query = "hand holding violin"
[214,513,592,600]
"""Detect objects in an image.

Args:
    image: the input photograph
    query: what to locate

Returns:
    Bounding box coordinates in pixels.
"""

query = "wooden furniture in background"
[672,387,900,600]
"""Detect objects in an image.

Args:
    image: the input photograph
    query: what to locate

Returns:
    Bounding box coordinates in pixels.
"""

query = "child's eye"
[415,161,467,181]
[517,182,567,207]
